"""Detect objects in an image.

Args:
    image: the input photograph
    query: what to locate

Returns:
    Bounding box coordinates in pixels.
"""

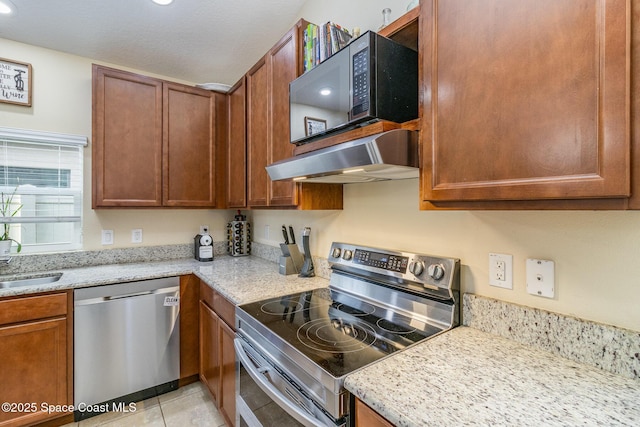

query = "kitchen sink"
[0,272,63,288]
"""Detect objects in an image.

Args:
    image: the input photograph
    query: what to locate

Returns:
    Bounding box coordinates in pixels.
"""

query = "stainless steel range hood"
[266,129,419,183]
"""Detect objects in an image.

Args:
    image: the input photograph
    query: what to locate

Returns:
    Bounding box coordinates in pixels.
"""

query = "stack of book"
[303,22,353,73]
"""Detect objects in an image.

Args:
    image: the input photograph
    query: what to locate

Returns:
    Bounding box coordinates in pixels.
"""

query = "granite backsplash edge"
[463,293,640,380]
[0,241,332,280]
[8,244,634,380]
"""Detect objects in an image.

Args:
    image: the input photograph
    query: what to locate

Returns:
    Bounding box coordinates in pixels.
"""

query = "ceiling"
[0,0,308,86]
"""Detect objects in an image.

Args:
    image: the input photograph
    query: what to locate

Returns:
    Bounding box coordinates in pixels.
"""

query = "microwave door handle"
[234,339,326,427]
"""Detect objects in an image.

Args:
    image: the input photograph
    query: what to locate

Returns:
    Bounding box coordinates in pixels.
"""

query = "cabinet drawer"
[213,292,235,329]
[200,280,215,309]
[199,281,235,329]
[0,292,68,326]
[355,399,394,427]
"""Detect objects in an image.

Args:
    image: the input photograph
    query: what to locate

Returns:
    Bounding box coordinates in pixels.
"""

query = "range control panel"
[353,249,408,273]
[328,242,460,292]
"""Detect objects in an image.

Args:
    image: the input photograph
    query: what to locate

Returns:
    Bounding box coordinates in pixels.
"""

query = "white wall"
[253,179,640,333]
[0,38,234,251]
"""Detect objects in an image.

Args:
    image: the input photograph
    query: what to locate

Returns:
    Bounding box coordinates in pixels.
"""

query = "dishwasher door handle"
[106,290,153,300]
[75,286,179,306]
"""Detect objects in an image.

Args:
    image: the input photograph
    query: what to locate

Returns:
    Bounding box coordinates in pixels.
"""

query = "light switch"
[101,229,114,245]
[131,229,143,243]
[526,258,555,298]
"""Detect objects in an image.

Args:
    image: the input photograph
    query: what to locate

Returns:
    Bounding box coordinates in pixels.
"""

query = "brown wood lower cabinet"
[180,274,200,384]
[217,315,236,426]
[199,281,236,426]
[355,398,395,427]
[200,301,220,403]
[0,291,73,427]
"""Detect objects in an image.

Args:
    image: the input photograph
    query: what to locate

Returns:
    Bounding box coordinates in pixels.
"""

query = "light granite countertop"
[4,251,638,426]
[0,255,328,305]
[191,255,328,304]
[345,326,640,426]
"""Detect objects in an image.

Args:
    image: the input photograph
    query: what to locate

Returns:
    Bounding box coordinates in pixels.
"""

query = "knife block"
[279,256,297,275]
[279,244,304,275]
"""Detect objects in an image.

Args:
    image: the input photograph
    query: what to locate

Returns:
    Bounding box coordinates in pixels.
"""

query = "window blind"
[0,127,87,253]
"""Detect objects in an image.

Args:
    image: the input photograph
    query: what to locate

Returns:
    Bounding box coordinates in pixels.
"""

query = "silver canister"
[227,210,251,257]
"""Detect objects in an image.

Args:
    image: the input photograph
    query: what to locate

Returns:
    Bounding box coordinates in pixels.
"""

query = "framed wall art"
[304,116,327,136]
[0,58,32,107]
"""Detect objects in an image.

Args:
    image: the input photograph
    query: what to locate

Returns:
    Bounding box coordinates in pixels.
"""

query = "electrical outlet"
[131,229,143,243]
[264,224,270,239]
[199,225,209,235]
[495,260,506,281]
[101,229,114,245]
[489,253,513,289]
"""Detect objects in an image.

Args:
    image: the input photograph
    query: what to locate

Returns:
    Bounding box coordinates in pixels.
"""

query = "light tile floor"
[62,382,227,427]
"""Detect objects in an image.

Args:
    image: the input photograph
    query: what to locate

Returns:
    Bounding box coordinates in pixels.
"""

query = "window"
[0,127,87,253]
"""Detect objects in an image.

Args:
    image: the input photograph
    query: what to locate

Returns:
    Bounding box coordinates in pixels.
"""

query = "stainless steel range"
[235,242,460,427]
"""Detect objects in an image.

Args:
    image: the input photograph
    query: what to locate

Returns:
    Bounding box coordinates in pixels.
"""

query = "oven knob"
[331,248,342,259]
[342,250,353,260]
[409,261,425,276]
[427,263,445,280]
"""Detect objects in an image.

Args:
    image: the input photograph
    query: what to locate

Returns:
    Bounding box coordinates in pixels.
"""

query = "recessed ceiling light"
[319,88,331,96]
[0,0,16,14]
[151,0,174,5]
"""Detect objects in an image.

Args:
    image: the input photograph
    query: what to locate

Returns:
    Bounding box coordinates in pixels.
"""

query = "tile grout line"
[158,398,167,427]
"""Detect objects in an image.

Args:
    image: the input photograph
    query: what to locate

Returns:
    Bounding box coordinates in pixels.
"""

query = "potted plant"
[0,186,22,257]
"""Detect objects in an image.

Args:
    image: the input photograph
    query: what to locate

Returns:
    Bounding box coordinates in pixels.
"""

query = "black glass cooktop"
[238,287,439,378]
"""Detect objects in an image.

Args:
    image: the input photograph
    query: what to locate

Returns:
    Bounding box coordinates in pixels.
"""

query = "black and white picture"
[304,116,327,136]
[0,58,32,107]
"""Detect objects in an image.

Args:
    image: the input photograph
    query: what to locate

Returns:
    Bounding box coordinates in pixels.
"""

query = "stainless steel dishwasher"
[74,277,180,420]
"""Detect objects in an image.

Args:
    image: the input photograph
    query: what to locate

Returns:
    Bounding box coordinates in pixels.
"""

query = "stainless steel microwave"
[289,31,418,145]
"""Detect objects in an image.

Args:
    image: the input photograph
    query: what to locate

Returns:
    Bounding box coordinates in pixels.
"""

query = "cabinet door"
[199,301,220,403]
[180,275,200,381]
[227,77,247,208]
[420,0,629,203]
[163,83,217,207]
[218,318,236,427]
[0,318,68,426]
[246,57,270,207]
[268,26,299,207]
[92,65,163,207]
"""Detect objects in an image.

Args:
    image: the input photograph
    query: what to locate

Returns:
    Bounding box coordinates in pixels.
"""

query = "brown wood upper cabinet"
[246,20,343,210]
[419,0,630,208]
[92,65,226,208]
[227,77,247,208]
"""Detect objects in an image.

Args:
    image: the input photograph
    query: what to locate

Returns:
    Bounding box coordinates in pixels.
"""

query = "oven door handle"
[234,338,326,427]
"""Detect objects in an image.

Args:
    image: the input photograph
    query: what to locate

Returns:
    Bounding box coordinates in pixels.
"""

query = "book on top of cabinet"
[304,22,352,73]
